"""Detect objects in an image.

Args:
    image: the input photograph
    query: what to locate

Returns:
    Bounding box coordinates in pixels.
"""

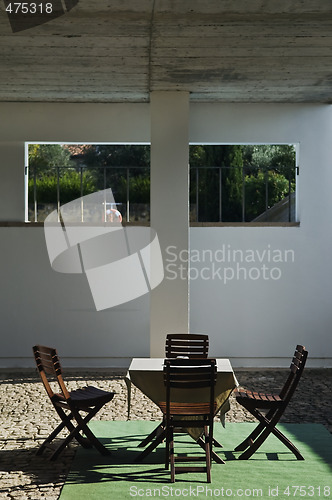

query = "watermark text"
[165,244,295,283]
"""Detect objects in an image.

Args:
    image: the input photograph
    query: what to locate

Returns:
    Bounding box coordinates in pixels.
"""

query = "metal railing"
[27,164,296,223]
[27,165,149,223]
[190,165,296,223]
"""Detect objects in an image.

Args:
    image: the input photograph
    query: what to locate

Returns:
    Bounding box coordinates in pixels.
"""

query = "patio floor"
[0,368,331,499]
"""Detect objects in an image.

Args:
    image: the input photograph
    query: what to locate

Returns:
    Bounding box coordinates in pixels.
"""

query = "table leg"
[196,437,225,464]
[213,437,223,447]
[135,428,167,462]
[138,420,165,447]
[124,375,131,420]
[136,429,225,464]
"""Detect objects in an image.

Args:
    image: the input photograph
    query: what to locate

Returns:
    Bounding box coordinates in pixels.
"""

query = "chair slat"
[165,333,209,359]
[166,342,208,349]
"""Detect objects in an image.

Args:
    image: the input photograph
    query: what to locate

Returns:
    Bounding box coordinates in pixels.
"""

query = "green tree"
[28,144,73,176]
[245,171,293,221]
[80,145,150,203]
[81,145,150,168]
[28,144,97,205]
[189,145,243,222]
[242,144,296,220]
[243,144,295,172]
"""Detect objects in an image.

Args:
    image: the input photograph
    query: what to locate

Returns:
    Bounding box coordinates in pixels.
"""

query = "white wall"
[189,104,332,367]
[0,102,331,367]
[0,227,150,367]
[0,103,151,368]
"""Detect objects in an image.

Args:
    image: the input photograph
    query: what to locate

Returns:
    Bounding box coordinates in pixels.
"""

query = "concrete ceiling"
[1,0,332,103]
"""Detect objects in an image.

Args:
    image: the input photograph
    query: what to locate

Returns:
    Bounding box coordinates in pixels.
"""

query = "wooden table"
[126,357,238,462]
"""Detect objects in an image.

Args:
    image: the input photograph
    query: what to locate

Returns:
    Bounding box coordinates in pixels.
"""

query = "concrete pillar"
[150,92,190,357]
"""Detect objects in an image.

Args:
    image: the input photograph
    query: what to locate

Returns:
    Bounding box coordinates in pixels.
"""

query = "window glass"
[26,143,297,224]
[26,144,150,223]
[189,144,297,223]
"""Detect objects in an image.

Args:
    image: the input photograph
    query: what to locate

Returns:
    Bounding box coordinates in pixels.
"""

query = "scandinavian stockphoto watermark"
[43,188,294,308]
[165,244,295,283]
[4,0,79,33]
[43,188,164,310]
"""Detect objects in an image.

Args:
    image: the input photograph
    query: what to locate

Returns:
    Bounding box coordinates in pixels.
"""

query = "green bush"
[29,170,96,204]
[116,175,150,204]
[245,170,293,221]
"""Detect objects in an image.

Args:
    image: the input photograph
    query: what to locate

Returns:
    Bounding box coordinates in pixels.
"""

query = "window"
[189,144,297,223]
[25,143,150,223]
[26,143,297,225]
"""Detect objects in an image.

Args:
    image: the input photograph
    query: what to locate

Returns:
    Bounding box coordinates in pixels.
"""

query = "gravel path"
[0,368,331,499]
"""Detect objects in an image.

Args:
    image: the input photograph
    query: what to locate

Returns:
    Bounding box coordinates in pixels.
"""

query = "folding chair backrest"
[33,345,70,401]
[164,358,217,416]
[279,345,308,402]
[165,333,209,358]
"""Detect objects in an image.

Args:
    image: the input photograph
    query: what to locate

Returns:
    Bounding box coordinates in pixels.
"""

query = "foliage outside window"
[27,144,150,222]
[26,144,296,224]
[189,145,296,223]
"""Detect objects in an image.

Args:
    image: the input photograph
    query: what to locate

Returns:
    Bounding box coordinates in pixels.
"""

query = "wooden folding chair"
[165,333,209,358]
[137,333,212,455]
[234,345,308,460]
[160,358,217,483]
[165,333,222,450]
[33,345,115,460]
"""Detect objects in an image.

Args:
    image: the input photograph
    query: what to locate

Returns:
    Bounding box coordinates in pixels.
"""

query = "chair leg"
[238,408,280,460]
[48,406,110,460]
[234,422,264,452]
[36,420,67,456]
[39,411,96,459]
[196,436,225,464]
[238,425,275,460]
[50,433,76,460]
[234,408,277,451]
[238,410,304,460]
[165,422,170,469]
[54,407,92,448]
[205,427,212,483]
[72,409,111,456]
[269,426,304,460]
[206,448,211,482]
[170,427,175,483]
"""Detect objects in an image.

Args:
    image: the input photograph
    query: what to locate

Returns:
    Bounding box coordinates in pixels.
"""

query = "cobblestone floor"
[0,368,331,499]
